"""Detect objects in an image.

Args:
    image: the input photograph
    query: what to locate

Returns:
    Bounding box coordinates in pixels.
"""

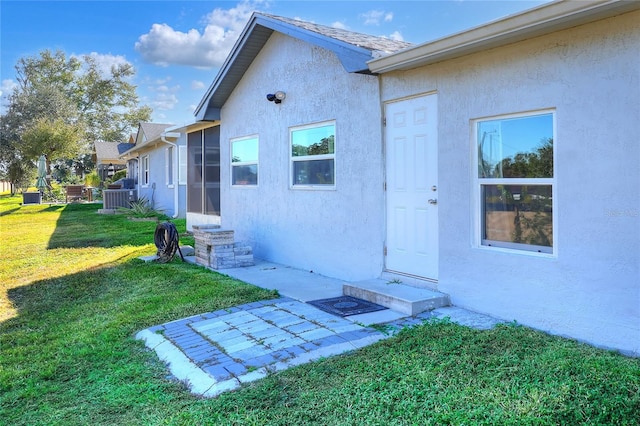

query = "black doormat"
[307,296,387,317]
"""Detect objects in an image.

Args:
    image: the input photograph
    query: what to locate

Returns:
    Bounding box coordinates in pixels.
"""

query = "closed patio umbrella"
[35,155,47,193]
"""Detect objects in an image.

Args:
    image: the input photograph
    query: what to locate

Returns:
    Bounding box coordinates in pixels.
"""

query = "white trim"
[141,155,150,187]
[178,145,187,185]
[165,146,175,187]
[471,109,557,256]
[368,0,640,73]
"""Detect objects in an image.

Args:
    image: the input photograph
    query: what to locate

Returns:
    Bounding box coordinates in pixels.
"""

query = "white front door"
[385,94,438,280]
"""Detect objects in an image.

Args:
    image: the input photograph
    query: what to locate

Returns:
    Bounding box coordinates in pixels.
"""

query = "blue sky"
[1,0,548,130]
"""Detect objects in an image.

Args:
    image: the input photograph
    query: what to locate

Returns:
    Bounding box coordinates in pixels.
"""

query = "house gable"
[194,12,412,121]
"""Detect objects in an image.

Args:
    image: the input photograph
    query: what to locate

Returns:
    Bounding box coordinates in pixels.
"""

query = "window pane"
[232,164,258,185]
[293,159,334,185]
[167,147,173,184]
[483,185,553,249]
[232,138,258,163]
[292,124,335,157]
[478,114,553,178]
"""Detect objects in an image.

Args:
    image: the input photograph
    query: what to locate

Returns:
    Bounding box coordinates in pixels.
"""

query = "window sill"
[290,185,336,191]
[475,244,556,259]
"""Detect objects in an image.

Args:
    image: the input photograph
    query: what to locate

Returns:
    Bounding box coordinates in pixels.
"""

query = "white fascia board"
[369,0,640,73]
[167,121,220,134]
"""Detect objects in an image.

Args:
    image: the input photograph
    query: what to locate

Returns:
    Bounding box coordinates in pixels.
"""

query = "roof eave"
[368,0,640,73]
[167,120,220,133]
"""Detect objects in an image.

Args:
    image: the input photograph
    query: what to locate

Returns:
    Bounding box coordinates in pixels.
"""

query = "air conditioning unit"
[103,189,137,209]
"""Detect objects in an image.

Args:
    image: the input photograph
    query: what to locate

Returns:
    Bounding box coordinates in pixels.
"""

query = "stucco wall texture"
[220,33,386,281]
[380,10,639,355]
[137,143,186,218]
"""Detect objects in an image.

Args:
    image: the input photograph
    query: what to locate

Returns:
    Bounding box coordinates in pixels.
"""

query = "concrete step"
[343,279,450,316]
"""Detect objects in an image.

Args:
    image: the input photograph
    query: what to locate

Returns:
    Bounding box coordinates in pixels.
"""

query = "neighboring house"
[92,140,133,181]
[187,1,639,356]
[119,122,188,218]
[166,122,220,226]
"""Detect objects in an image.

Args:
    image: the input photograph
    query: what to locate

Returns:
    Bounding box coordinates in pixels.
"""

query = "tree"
[0,49,152,188]
[21,117,83,175]
[498,138,554,246]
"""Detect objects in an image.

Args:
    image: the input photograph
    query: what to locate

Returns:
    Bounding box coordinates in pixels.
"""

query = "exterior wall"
[218,33,385,281]
[380,11,640,355]
[135,141,186,218]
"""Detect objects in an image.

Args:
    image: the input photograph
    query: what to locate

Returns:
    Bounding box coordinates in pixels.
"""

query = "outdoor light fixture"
[266,91,286,104]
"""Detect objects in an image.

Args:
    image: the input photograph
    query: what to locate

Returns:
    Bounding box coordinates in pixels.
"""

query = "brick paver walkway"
[136,297,429,397]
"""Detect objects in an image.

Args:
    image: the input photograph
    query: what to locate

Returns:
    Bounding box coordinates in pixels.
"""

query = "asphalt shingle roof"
[139,122,173,144]
[94,141,134,161]
[261,13,413,55]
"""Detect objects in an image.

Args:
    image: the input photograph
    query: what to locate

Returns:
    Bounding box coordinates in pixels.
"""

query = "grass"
[1,194,639,425]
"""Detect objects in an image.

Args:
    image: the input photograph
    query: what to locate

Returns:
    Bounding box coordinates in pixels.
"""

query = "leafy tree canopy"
[0,49,152,188]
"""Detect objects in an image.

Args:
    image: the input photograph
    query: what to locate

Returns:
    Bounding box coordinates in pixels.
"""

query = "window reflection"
[291,125,334,156]
[483,185,553,249]
[478,114,553,179]
[290,122,336,187]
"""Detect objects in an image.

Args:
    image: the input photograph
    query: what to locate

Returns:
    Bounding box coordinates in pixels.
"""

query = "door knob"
[428,199,438,205]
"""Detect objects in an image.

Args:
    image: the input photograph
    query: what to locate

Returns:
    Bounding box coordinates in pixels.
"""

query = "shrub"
[85,171,101,187]
[117,196,167,219]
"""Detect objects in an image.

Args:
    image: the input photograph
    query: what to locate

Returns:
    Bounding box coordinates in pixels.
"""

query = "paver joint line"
[139,295,501,399]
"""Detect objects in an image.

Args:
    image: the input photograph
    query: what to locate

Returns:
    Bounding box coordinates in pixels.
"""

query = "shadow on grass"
[3,256,278,334]
[47,203,163,250]
[0,257,277,424]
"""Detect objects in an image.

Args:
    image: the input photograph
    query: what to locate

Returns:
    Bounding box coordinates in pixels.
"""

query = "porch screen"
[187,126,220,215]
[187,131,202,213]
[204,126,220,215]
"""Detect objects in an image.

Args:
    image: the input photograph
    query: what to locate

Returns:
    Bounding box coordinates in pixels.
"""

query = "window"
[141,155,149,186]
[231,135,258,186]
[474,111,555,253]
[166,146,174,186]
[290,121,335,188]
[178,145,187,185]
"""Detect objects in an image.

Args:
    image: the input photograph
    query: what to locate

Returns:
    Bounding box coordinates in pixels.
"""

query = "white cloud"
[331,21,349,30]
[135,1,261,68]
[0,79,18,115]
[151,92,179,111]
[1,79,18,98]
[75,52,133,78]
[388,31,404,41]
[360,10,393,26]
[191,80,205,90]
[143,78,181,112]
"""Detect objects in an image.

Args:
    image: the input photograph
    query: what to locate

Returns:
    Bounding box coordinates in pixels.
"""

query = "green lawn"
[1,194,639,425]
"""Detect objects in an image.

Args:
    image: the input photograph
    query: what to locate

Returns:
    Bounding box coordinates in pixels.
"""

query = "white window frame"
[289,120,336,190]
[141,155,150,187]
[178,145,187,185]
[472,109,557,256]
[165,146,175,187]
[230,134,259,187]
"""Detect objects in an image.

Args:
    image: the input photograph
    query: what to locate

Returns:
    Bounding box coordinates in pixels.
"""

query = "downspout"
[161,132,181,218]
